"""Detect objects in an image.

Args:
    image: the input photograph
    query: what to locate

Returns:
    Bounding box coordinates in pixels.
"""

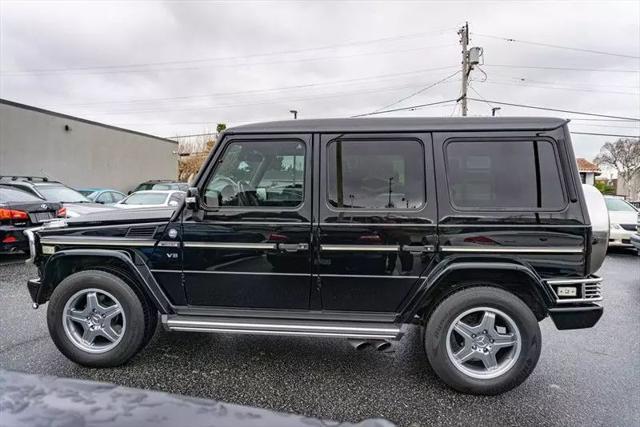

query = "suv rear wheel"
[47,270,149,367]
[425,286,541,395]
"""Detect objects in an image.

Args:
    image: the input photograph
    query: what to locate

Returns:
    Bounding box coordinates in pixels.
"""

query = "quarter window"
[203,140,306,208]
[445,140,566,210]
[327,139,425,210]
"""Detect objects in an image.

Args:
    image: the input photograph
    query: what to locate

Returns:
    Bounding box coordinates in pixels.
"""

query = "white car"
[604,196,639,248]
[114,190,185,209]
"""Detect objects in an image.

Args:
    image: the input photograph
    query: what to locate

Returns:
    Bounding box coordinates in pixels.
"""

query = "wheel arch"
[400,260,554,324]
[39,249,172,314]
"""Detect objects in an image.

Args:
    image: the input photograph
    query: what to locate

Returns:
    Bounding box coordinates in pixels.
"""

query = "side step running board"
[162,315,403,340]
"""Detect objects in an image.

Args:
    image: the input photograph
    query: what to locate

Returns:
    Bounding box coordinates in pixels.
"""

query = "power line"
[92,79,461,116]
[465,98,640,121]
[45,65,459,108]
[483,64,639,73]
[468,85,496,109]
[168,132,218,139]
[571,132,640,138]
[3,43,457,77]
[351,98,459,117]
[477,79,639,96]
[481,71,640,89]
[472,33,640,59]
[365,70,461,114]
[1,28,456,76]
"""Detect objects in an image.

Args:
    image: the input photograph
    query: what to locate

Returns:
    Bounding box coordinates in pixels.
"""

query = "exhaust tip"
[348,339,372,350]
[375,341,392,352]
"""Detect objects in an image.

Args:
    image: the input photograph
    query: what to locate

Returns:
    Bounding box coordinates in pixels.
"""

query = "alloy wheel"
[445,306,521,379]
[62,288,126,353]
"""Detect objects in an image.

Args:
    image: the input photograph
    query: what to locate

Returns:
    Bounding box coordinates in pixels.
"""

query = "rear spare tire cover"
[582,184,609,273]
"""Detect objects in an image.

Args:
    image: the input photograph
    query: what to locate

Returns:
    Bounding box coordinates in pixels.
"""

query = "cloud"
[1,0,638,160]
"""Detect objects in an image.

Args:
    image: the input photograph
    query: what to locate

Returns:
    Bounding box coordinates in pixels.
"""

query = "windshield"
[122,192,168,205]
[77,189,95,196]
[135,183,157,192]
[37,185,90,203]
[605,198,637,212]
[0,186,43,203]
[151,183,188,191]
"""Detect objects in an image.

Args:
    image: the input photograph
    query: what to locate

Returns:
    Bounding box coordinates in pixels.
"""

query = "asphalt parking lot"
[1,250,638,426]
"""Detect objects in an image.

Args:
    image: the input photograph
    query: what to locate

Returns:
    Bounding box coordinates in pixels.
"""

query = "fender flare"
[41,248,173,314]
[399,258,554,322]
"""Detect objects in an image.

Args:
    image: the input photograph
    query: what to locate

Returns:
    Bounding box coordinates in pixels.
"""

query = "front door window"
[203,140,306,208]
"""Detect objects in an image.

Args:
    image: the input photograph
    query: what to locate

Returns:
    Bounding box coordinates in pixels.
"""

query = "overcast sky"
[1,0,638,164]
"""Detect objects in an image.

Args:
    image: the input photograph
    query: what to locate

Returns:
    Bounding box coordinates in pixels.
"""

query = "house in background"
[576,158,601,185]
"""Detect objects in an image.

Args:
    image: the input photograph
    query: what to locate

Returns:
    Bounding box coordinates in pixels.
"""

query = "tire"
[96,266,158,352]
[47,270,150,367]
[425,286,541,395]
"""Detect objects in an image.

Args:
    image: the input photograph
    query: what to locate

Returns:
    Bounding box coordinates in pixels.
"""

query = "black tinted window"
[204,140,306,208]
[445,140,565,209]
[327,139,425,209]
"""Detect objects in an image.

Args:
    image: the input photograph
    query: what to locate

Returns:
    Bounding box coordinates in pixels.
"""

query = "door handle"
[401,245,435,254]
[278,243,309,252]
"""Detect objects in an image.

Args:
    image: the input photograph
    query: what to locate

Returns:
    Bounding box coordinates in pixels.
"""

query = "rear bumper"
[0,225,29,252]
[549,305,603,330]
[545,275,604,330]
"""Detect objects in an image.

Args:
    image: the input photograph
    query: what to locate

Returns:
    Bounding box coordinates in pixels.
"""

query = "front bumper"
[609,228,634,247]
[27,278,47,305]
[630,233,640,251]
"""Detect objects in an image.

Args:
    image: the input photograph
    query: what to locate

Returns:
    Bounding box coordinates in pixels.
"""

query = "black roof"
[227,117,568,134]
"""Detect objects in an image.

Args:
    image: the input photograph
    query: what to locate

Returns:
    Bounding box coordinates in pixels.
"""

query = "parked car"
[0,176,115,217]
[604,196,638,248]
[0,185,64,253]
[77,188,126,205]
[24,117,606,396]
[131,180,188,193]
[114,190,185,209]
[628,208,640,254]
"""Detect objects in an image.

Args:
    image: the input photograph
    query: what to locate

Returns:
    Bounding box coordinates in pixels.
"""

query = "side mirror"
[185,187,200,211]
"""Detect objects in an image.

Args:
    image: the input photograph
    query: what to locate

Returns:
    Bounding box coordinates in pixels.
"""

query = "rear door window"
[445,139,566,210]
[326,139,425,210]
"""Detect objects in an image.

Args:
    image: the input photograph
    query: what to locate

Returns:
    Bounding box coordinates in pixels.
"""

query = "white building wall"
[0,101,177,193]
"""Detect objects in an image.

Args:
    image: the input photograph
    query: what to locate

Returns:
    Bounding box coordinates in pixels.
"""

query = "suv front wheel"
[47,270,150,367]
[425,286,541,395]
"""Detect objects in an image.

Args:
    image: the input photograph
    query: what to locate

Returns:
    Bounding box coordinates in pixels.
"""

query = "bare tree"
[594,138,640,198]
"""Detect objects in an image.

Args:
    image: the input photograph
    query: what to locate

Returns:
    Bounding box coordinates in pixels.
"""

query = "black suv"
[25,117,607,395]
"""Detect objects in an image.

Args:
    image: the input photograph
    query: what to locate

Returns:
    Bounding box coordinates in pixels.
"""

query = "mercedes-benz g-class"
[25,117,608,395]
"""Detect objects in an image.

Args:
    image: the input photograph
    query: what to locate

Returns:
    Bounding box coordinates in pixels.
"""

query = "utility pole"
[457,23,483,117]
[458,22,470,117]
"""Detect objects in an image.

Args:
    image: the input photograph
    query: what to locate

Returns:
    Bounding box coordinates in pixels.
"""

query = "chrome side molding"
[39,236,156,247]
[183,242,277,250]
[441,246,584,254]
[320,244,435,253]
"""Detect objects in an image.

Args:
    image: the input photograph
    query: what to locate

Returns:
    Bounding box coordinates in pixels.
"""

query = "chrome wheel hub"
[445,307,521,379]
[62,288,126,354]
